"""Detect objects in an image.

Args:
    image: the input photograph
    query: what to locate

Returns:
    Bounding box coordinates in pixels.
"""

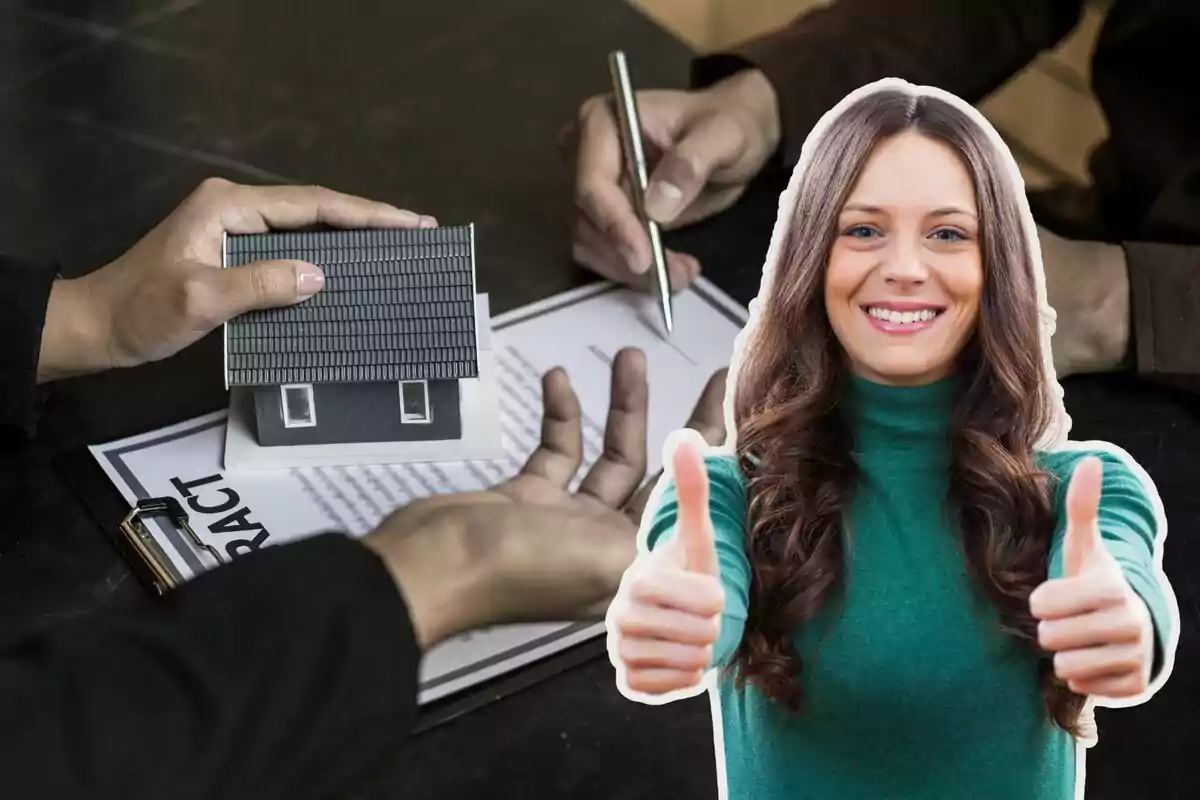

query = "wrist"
[1040,229,1131,375]
[363,504,495,651]
[1094,243,1132,369]
[1070,241,1131,373]
[37,276,116,384]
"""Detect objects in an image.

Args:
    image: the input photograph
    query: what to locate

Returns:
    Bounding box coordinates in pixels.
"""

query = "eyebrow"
[841,202,978,219]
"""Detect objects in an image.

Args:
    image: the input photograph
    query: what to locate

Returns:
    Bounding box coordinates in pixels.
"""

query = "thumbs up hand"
[1029,456,1154,699]
[610,430,725,697]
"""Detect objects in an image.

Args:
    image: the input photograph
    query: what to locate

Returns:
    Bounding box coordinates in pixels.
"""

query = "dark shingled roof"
[223,224,479,387]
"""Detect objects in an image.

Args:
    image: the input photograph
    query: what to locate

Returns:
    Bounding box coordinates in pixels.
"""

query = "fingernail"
[419,215,438,228]
[619,245,648,274]
[644,181,683,222]
[296,264,325,296]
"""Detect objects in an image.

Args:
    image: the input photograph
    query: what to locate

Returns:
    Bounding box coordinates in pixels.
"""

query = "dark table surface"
[0,1,1196,798]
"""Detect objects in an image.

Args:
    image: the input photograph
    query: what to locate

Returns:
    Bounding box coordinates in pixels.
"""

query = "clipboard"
[114,496,216,595]
[51,443,609,733]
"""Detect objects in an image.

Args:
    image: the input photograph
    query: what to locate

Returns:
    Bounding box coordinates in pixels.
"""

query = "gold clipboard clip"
[118,497,225,595]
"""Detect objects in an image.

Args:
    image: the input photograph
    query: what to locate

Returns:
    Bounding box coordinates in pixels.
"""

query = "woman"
[607,80,1175,799]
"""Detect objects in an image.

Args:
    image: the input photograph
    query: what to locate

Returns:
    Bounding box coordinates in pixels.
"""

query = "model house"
[222,224,486,452]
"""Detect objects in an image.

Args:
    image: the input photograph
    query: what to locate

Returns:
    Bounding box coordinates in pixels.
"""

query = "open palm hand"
[368,347,728,644]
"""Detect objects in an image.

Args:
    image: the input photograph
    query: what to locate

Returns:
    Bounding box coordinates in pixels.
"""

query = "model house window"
[399,380,431,424]
[281,384,317,428]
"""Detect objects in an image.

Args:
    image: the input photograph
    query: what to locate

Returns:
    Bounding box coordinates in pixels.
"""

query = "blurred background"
[637,0,1106,193]
[0,0,1108,280]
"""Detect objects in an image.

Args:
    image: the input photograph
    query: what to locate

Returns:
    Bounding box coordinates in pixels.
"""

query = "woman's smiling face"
[824,131,984,386]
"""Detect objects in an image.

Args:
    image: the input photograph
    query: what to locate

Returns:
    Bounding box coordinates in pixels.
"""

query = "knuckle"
[677,149,704,180]
[247,268,271,305]
[1118,650,1144,673]
[600,442,635,468]
[706,587,726,616]
[305,183,334,200]
[627,672,658,695]
[613,609,643,637]
[1099,573,1126,597]
[179,272,219,327]
[578,95,605,124]
[569,210,589,239]
[628,575,655,603]
[1036,620,1055,648]
[715,106,750,142]
[569,239,592,267]
[656,150,699,187]
[684,645,710,671]
[1101,586,1127,607]
[254,265,290,302]
[574,183,604,217]
[196,176,233,200]
[1116,610,1141,637]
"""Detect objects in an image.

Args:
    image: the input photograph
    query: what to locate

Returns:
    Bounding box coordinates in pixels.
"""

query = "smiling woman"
[608,79,1176,800]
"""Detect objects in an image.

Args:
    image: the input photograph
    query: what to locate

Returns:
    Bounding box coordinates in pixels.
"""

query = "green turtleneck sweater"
[645,375,1172,800]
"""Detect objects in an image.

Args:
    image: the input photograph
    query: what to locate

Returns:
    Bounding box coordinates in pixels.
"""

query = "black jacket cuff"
[0,255,58,444]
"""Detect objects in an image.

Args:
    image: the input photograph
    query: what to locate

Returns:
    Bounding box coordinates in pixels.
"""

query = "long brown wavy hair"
[730,86,1085,734]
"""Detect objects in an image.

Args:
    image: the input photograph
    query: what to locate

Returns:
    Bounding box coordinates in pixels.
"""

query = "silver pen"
[608,50,674,337]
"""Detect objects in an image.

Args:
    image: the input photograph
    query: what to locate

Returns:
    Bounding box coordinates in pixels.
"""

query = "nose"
[879,235,928,285]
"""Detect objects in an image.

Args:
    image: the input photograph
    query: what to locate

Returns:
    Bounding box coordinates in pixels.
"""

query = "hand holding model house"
[37,178,434,384]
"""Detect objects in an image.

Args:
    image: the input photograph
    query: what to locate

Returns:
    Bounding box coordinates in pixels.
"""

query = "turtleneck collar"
[841,373,957,462]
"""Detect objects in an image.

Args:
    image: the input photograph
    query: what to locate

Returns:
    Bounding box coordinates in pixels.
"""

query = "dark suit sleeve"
[1117,153,1200,386]
[690,0,1085,166]
[0,532,422,800]
[0,255,58,443]
[1125,238,1200,387]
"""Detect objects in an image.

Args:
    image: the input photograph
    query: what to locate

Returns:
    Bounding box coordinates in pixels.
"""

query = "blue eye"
[931,228,967,242]
[844,225,879,239]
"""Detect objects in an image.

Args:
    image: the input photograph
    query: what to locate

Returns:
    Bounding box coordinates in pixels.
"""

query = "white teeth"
[866,307,940,325]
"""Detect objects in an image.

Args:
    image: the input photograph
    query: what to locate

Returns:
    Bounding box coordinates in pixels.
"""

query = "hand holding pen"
[562,60,781,294]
